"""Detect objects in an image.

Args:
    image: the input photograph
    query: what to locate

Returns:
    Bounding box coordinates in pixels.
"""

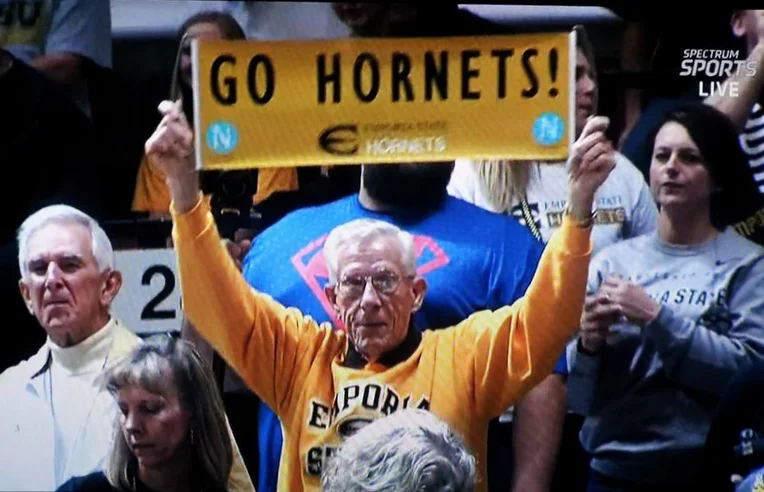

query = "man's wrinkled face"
[362,162,454,209]
[325,234,426,363]
[19,222,120,347]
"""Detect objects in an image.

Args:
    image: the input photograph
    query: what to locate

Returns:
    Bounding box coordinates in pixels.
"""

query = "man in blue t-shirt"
[241,161,568,492]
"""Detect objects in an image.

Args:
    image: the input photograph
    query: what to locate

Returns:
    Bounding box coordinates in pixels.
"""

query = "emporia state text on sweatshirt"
[568,227,764,485]
[171,197,593,492]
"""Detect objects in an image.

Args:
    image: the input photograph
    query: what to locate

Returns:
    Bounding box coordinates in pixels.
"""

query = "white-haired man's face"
[325,234,427,363]
[19,221,121,347]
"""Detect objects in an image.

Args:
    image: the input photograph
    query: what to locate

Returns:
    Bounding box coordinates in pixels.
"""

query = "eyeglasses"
[336,271,412,298]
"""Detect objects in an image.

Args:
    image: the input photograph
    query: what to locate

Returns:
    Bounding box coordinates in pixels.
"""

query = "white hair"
[323,218,416,284]
[17,205,114,278]
[321,409,477,492]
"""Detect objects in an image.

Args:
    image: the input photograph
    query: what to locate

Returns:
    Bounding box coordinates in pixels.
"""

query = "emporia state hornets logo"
[319,124,359,156]
[305,383,432,477]
[291,233,450,329]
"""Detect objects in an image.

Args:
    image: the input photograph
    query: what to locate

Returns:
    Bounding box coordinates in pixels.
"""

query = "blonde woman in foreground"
[59,337,235,492]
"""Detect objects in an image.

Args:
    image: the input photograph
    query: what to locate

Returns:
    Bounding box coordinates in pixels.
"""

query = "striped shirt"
[741,103,764,194]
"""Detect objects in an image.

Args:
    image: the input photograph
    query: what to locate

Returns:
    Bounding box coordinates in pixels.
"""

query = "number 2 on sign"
[141,265,177,320]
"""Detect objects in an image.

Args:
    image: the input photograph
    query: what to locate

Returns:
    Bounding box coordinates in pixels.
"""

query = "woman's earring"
[190,428,195,445]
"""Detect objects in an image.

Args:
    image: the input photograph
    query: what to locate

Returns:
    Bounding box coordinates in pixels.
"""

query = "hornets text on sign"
[193,32,574,168]
[208,47,561,106]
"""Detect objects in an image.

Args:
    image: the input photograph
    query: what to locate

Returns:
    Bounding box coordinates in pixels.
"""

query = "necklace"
[519,197,543,241]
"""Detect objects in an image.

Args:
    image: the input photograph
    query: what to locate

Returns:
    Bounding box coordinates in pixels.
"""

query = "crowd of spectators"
[3,3,764,492]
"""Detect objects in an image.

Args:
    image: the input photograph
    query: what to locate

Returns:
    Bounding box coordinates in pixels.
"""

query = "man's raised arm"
[145,100,326,412]
[704,12,764,132]
[459,116,616,418]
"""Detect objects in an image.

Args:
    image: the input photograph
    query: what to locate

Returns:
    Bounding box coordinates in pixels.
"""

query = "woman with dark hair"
[568,102,764,491]
[58,337,242,492]
[132,11,299,216]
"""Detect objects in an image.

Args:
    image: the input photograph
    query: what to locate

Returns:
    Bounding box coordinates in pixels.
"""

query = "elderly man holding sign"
[147,97,615,491]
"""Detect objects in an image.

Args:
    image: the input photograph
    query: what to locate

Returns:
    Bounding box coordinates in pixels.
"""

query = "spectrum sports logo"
[680,49,758,98]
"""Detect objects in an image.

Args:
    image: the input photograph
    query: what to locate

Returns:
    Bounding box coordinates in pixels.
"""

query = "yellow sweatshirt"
[132,154,299,213]
[172,196,592,492]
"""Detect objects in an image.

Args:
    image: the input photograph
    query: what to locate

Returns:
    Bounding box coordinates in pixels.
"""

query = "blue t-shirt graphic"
[242,193,558,491]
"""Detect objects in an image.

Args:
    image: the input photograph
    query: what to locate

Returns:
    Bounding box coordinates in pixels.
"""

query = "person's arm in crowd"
[567,329,606,416]
[457,117,614,419]
[704,13,764,132]
[147,100,330,415]
[458,211,591,418]
[32,0,112,87]
[504,235,566,492]
[511,371,566,492]
[631,258,764,395]
[589,254,764,399]
[180,237,252,368]
[704,43,764,132]
[562,245,613,416]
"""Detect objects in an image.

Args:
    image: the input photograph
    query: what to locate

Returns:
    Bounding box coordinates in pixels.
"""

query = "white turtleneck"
[43,318,117,486]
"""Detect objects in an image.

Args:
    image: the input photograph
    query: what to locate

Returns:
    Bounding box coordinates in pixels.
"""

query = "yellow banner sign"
[192,32,574,170]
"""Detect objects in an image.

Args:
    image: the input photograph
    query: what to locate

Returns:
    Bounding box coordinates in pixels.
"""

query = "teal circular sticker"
[206,121,239,155]
[532,112,565,146]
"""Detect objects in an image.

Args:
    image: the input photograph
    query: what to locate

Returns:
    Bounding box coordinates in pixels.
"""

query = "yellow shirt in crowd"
[171,196,592,492]
[132,154,298,213]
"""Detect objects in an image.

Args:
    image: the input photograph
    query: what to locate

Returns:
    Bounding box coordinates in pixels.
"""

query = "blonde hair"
[103,336,232,491]
[475,160,535,214]
[474,25,597,213]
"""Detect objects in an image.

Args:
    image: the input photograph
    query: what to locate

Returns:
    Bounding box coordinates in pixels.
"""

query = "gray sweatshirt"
[568,227,764,485]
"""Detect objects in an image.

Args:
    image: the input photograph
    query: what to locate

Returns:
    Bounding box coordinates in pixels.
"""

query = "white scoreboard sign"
[112,249,182,334]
